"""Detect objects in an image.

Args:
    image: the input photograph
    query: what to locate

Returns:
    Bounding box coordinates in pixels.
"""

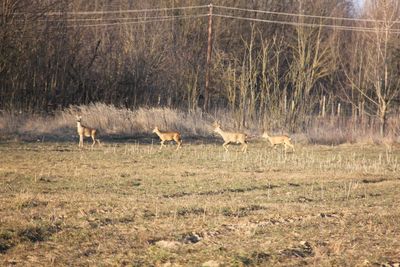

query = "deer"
[213,121,248,153]
[76,116,101,148]
[262,131,295,152]
[152,127,182,150]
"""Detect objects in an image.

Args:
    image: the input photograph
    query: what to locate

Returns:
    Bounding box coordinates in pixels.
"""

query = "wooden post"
[204,4,213,112]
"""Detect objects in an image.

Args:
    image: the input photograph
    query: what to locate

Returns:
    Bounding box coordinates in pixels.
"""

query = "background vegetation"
[1,0,399,139]
[1,103,399,146]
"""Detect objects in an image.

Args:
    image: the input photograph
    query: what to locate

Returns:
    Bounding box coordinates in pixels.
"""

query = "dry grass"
[0,140,400,266]
[1,103,400,146]
[0,104,215,142]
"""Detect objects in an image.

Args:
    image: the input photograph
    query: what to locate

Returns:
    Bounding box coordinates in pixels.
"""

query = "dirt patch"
[18,224,59,243]
[297,196,313,203]
[234,251,271,266]
[362,178,387,184]
[163,184,278,198]
[176,207,205,217]
[280,241,314,258]
[0,230,15,253]
[221,205,268,217]
[21,199,48,209]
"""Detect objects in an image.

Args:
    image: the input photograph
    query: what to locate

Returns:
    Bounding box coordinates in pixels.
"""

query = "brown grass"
[1,103,399,145]
[0,104,217,142]
[0,140,399,266]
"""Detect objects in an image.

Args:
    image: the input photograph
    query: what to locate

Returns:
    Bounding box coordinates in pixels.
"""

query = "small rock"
[182,232,202,244]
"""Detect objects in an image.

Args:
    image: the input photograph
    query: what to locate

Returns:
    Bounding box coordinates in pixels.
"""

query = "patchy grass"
[0,140,400,266]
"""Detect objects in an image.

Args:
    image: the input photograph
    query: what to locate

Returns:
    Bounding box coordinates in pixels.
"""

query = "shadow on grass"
[0,132,223,146]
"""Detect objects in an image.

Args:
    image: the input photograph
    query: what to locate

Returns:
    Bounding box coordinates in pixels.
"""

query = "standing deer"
[76,116,100,148]
[262,131,295,152]
[152,127,182,150]
[213,122,248,152]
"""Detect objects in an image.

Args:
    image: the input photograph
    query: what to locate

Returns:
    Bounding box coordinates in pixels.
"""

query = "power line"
[213,14,400,34]
[10,14,208,33]
[13,4,400,26]
[9,4,400,33]
[15,5,208,16]
[34,14,206,23]
[24,12,400,33]
[213,5,400,24]
[64,14,208,28]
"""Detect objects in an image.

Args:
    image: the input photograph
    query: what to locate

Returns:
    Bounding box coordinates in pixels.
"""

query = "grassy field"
[1,139,400,266]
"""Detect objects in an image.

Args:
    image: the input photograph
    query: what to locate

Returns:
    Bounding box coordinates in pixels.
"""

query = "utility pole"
[204,3,213,112]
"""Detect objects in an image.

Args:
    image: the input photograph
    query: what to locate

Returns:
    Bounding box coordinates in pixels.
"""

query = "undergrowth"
[0,103,399,145]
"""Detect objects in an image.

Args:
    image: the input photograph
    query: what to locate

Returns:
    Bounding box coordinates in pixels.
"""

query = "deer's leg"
[160,140,165,149]
[223,142,230,152]
[285,142,294,152]
[174,137,181,150]
[290,143,295,152]
[91,136,96,147]
[242,143,248,153]
[175,139,182,150]
[79,135,84,147]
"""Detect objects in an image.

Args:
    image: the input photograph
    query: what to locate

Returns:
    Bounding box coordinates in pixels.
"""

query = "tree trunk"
[379,104,387,137]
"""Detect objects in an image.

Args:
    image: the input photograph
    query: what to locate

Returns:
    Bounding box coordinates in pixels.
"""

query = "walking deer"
[213,122,248,152]
[152,127,182,150]
[262,131,295,152]
[76,116,100,148]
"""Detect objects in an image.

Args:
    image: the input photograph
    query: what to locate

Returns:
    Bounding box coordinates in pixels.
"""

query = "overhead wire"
[64,14,398,34]
[213,5,400,24]
[213,14,400,34]
[22,4,400,25]
[63,14,209,28]
[14,5,209,16]
[9,4,400,33]
[34,14,207,23]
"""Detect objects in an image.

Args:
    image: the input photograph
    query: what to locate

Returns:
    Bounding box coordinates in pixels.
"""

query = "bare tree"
[342,0,400,136]
[286,1,340,131]
[364,0,400,136]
